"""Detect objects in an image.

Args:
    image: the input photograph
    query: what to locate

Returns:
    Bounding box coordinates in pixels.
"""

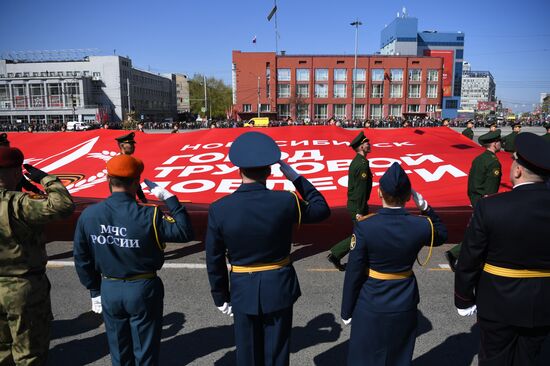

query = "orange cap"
[106,155,144,178]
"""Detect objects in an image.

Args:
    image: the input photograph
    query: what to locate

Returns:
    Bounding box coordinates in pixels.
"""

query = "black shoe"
[445,251,458,272]
[327,254,346,271]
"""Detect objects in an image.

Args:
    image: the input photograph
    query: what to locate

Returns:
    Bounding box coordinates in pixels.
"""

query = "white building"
[460,69,496,111]
[0,54,177,127]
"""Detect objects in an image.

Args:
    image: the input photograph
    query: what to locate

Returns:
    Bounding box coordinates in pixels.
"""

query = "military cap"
[0,147,24,168]
[486,121,497,128]
[106,154,144,178]
[514,132,550,174]
[544,122,550,130]
[0,133,8,146]
[350,131,369,149]
[466,119,474,125]
[478,129,501,144]
[511,122,522,128]
[229,131,281,168]
[115,132,136,144]
[379,162,411,197]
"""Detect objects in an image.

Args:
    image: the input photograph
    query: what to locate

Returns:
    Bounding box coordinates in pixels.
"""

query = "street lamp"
[350,19,362,121]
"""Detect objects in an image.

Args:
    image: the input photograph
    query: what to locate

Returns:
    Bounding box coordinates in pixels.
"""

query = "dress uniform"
[501,122,521,152]
[73,155,193,366]
[341,162,447,366]
[461,120,474,140]
[542,122,550,142]
[327,131,373,271]
[205,131,330,366]
[455,132,550,366]
[0,147,74,365]
[115,132,147,204]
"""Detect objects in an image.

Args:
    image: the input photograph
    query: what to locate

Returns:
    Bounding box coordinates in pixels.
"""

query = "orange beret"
[106,155,144,178]
[0,147,24,168]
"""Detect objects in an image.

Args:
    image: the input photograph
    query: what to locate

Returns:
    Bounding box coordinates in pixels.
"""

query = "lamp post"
[350,19,362,120]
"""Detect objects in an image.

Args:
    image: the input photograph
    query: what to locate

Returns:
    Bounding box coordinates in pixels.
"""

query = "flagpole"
[274,0,278,55]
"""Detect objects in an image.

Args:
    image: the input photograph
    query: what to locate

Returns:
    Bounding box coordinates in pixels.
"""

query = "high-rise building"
[461,66,496,111]
[380,13,465,119]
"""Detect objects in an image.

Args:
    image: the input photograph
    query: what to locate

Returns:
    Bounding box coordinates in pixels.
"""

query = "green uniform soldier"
[446,129,502,270]
[327,131,373,271]
[542,122,550,142]
[115,132,148,204]
[461,120,474,140]
[0,147,74,365]
[0,133,43,195]
[501,122,521,152]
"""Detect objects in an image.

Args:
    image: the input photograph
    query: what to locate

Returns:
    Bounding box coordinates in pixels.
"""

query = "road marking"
[307,268,340,272]
[439,264,451,269]
[47,260,207,269]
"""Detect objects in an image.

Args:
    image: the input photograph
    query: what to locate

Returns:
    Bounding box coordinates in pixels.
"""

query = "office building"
[461,68,496,111]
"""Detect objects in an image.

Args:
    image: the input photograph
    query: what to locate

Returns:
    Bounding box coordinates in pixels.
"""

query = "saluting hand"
[412,189,429,211]
[279,160,300,181]
[144,179,174,201]
[23,164,48,183]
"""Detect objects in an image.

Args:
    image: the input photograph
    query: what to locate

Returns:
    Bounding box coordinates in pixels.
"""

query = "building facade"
[232,51,443,121]
[0,55,177,126]
[380,14,465,119]
[174,74,190,113]
[460,70,496,111]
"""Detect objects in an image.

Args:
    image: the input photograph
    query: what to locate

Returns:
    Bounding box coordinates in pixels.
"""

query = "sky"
[1,0,549,113]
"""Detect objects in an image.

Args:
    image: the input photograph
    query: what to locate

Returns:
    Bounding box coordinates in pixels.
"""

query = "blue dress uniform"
[341,163,447,366]
[205,132,330,366]
[73,155,193,366]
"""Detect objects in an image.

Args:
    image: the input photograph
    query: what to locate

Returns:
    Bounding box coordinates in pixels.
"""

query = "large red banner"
[424,49,455,97]
[7,126,513,210]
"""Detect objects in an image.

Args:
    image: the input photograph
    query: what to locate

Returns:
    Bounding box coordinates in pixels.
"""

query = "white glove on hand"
[412,189,429,211]
[457,305,477,317]
[342,318,352,325]
[144,179,174,201]
[279,160,300,181]
[91,296,102,314]
[217,302,233,317]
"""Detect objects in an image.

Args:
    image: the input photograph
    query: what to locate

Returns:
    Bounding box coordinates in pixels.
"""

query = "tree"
[188,74,232,119]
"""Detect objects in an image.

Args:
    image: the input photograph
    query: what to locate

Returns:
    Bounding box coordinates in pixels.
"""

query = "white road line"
[439,263,451,269]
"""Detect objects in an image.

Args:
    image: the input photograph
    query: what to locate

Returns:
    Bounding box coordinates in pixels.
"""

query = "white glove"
[279,160,300,181]
[217,302,233,317]
[91,296,102,314]
[411,189,429,211]
[342,318,352,325]
[144,179,174,201]
[457,305,477,317]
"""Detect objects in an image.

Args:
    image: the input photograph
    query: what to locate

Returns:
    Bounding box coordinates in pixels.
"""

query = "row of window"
[275,83,438,99]
[276,68,439,82]
[1,71,100,78]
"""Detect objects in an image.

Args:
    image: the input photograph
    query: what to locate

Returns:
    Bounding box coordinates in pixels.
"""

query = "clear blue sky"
[1,0,549,112]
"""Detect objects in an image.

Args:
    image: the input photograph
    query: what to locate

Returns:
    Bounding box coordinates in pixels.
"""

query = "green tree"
[188,74,232,119]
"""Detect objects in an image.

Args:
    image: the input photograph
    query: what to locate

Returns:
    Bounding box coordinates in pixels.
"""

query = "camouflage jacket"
[0,175,74,276]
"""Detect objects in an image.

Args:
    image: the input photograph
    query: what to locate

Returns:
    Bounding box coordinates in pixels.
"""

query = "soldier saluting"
[0,133,44,195]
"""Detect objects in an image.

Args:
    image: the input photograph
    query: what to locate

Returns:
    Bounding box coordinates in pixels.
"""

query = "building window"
[371,84,384,98]
[277,69,291,81]
[353,104,365,119]
[390,84,402,98]
[371,69,384,82]
[277,84,290,98]
[427,84,438,98]
[296,69,310,82]
[32,72,39,77]
[297,104,309,119]
[409,69,421,81]
[30,84,45,107]
[445,99,458,109]
[314,104,328,119]
[0,85,10,109]
[390,69,403,81]
[353,84,366,98]
[390,104,402,117]
[47,83,64,107]
[333,83,346,98]
[243,104,252,112]
[314,83,328,98]
[427,70,439,82]
[334,68,347,81]
[65,82,80,106]
[456,49,464,59]
[333,104,346,119]
[296,84,309,98]
[12,84,27,108]
[260,104,271,112]
[353,68,366,81]
[369,104,382,118]
[408,104,420,113]
[277,104,290,118]
[426,104,439,112]
[315,69,328,81]
[408,84,421,98]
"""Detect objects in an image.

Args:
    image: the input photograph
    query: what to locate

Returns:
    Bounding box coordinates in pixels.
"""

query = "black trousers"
[478,315,550,366]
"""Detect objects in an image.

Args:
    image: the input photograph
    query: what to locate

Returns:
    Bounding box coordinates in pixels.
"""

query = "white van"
[66,121,91,131]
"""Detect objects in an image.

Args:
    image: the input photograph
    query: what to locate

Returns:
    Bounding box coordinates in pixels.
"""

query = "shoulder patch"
[162,215,176,223]
[361,172,368,179]
[27,193,47,200]
[350,234,357,250]
[358,213,377,222]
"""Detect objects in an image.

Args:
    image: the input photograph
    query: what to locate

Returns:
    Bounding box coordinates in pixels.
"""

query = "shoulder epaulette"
[358,213,377,222]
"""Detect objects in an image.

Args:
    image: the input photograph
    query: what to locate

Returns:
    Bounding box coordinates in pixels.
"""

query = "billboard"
[423,49,454,97]
[477,101,497,111]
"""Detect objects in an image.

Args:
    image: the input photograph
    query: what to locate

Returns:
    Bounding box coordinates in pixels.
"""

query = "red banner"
[423,49,455,97]
[7,126,513,210]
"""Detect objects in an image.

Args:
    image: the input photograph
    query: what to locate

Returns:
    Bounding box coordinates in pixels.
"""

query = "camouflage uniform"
[0,175,74,365]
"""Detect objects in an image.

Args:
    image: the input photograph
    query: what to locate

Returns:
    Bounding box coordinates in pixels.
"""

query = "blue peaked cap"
[229,131,281,168]
[379,162,411,196]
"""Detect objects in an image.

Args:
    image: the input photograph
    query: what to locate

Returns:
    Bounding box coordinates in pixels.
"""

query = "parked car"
[66,121,92,131]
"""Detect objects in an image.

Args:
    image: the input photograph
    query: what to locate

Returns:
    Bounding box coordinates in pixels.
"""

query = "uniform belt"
[231,257,291,273]
[367,268,413,280]
[483,263,550,278]
[103,272,157,281]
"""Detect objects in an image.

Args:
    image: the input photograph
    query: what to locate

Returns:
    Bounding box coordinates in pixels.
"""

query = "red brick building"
[232,50,444,121]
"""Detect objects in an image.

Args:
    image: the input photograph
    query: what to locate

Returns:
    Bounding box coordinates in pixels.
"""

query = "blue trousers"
[348,308,417,366]
[233,307,293,366]
[101,277,164,366]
